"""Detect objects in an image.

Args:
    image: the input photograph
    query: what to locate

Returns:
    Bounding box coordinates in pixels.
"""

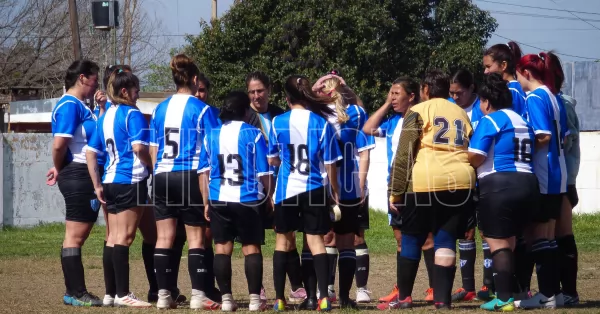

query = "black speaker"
[92,0,119,29]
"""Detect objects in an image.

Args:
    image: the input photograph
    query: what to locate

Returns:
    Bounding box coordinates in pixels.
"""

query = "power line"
[476,0,600,16]
[489,10,600,23]
[493,32,599,60]
[548,0,600,33]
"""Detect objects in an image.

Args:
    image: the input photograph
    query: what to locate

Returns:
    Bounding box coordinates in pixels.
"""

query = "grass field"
[1,211,599,313]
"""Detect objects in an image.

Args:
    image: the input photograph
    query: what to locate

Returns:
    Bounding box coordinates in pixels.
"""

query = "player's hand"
[330,191,340,205]
[388,194,402,214]
[94,90,107,107]
[204,204,211,222]
[360,189,367,205]
[46,167,58,186]
[464,227,475,241]
[385,87,394,107]
[94,186,106,204]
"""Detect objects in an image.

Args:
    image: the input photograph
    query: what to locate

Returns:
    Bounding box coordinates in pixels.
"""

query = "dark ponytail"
[543,52,564,94]
[484,41,523,77]
[170,53,200,90]
[284,75,335,119]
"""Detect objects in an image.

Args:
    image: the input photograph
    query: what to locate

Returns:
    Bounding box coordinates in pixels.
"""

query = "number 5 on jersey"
[163,127,180,159]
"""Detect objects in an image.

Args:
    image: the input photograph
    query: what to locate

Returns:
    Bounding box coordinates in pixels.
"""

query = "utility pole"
[68,0,82,60]
[211,0,217,21]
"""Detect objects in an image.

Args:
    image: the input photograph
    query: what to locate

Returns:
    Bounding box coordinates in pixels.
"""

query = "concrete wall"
[1,133,598,227]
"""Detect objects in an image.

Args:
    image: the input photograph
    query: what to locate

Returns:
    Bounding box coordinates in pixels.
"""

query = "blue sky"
[149,0,600,61]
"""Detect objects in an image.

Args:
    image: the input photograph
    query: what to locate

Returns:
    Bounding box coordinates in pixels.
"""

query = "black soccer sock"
[557,235,578,296]
[273,250,287,300]
[458,240,476,292]
[355,243,370,288]
[326,246,338,289]
[482,241,495,292]
[142,241,158,293]
[433,264,456,305]
[491,248,514,302]
[62,247,86,297]
[397,252,420,300]
[313,253,330,300]
[103,242,116,296]
[549,240,561,295]
[245,253,263,295]
[113,245,130,298]
[214,254,232,295]
[301,250,317,299]
[422,248,435,289]
[204,243,216,292]
[513,238,531,294]
[154,248,172,291]
[286,250,304,291]
[170,233,186,292]
[532,239,554,297]
[338,249,356,301]
[188,248,207,292]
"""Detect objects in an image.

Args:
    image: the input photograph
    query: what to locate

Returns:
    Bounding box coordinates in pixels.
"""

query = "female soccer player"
[149,54,220,310]
[484,42,527,116]
[363,78,436,305]
[269,75,342,312]
[85,70,152,308]
[467,73,539,312]
[516,52,568,309]
[47,59,103,306]
[199,91,274,312]
[387,70,475,310]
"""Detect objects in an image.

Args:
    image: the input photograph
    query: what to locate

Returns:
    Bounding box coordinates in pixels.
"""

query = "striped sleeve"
[388,109,422,196]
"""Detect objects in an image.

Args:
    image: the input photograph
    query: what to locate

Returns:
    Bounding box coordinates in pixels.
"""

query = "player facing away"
[198,91,274,311]
[269,75,342,312]
[387,70,476,310]
[85,71,153,308]
[467,73,539,312]
[515,52,568,309]
[149,54,220,310]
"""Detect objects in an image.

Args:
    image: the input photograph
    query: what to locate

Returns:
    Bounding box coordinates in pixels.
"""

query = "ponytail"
[284,75,335,119]
[322,77,350,124]
[543,52,564,93]
[484,41,523,77]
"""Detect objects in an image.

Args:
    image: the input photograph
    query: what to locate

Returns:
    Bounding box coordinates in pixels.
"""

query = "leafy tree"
[181,0,496,112]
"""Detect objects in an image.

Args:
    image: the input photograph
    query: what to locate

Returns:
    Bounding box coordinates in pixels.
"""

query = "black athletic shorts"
[466,184,479,231]
[103,178,148,214]
[566,184,578,208]
[388,192,403,228]
[537,193,564,223]
[210,200,263,245]
[358,195,370,230]
[57,162,98,223]
[274,186,331,235]
[334,198,360,234]
[400,189,475,238]
[477,172,540,239]
[152,171,205,226]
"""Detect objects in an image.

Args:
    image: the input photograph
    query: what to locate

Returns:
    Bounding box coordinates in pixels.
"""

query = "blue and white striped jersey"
[86,105,150,184]
[268,109,342,204]
[51,94,97,165]
[524,86,568,194]
[92,101,111,167]
[199,121,272,203]
[374,113,403,183]
[468,109,535,179]
[150,94,219,174]
[463,95,484,130]
[507,80,526,116]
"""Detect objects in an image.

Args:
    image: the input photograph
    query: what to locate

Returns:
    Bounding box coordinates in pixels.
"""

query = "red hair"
[516,51,563,94]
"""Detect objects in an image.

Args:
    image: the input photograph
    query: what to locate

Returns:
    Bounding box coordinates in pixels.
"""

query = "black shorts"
[103,179,148,214]
[566,184,578,208]
[477,172,540,239]
[537,193,564,223]
[274,187,331,235]
[210,200,263,245]
[400,189,475,238]
[358,195,370,230]
[388,192,403,228]
[467,184,479,231]
[57,162,98,223]
[334,198,360,234]
[152,171,206,226]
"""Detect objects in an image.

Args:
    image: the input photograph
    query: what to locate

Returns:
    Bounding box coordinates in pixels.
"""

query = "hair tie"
[117,69,124,74]
[297,77,302,85]
[506,43,511,50]
[538,53,544,61]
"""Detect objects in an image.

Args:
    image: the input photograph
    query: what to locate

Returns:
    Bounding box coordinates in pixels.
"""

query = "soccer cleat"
[317,297,332,311]
[339,298,358,309]
[424,288,434,302]
[260,286,268,301]
[555,292,564,307]
[477,285,495,301]
[451,288,477,302]
[221,294,238,312]
[563,293,579,306]
[273,299,286,311]
[480,297,515,312]
[379,284,399,303]
[517,292,556,309]
[249,294,267,312]
[434,302,451,310]
[102,295,114,307]
[156,290,177,310]
[114,292,152,308]
[296,298,317,310]
[148,290,158,303]
[377,296,412,310]
[289,288,307,302]
[64,291,103,307]
[356,287,372,303]
[190,290,220,310]
[316,288,337,303]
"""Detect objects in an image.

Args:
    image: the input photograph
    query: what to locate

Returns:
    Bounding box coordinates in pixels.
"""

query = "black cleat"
[296,297,318,310]
[148,290,158,303]
[434,302,452,311]
[339,298,359,310]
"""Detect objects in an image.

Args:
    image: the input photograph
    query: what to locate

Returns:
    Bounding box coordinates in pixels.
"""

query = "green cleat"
[480,297,515,312]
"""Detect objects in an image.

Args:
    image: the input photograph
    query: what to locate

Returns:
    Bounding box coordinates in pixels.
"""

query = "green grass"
[1,211,599,259]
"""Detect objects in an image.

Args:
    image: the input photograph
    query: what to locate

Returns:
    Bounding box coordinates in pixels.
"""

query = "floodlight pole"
[68,0,82,60]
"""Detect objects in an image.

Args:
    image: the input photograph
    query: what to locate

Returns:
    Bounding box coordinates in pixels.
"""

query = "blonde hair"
[107,70,139,106]
[322,77,349,124]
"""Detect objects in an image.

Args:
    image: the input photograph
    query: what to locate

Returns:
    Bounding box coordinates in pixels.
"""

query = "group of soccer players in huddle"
[47,40,580,312]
